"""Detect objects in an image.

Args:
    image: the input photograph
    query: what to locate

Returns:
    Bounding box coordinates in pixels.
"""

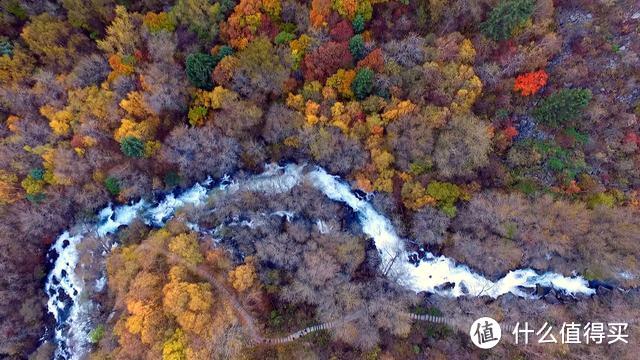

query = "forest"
[0,0,639,359]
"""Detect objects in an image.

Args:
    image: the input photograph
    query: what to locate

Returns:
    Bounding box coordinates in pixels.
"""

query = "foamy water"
[45,164,595,359]
[307,166,594,298]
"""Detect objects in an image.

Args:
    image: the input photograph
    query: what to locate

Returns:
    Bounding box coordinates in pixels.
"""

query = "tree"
[0,38,12,56]
[0,170,18,205]
[162,329,187,360]
[143,11,176,33]
[382,34,425,68]
[481,0,536,41]
[229,38,289,102]
[434,113,491,178]
[387,113,435,172]
[310,0,331,27]
[410,206,450,246]
[261,103,304,144]
[326,69,356,98]
[304,126,368,175]
[0,45,35,85]
[513,69,548,96]
[67,54,110,88]
[352,13,365,33]
[228,262,256,292]
[349,34,366,60]
[351,67,374,100]
[357,48,384,72]
[160,125,240,181]
[120,136,145,158]
[533,88,592,127]
[171,0,233,41]
[221,0,281,49]
[426,181,462,217]
[302,41,353,82]
[21,13,85,69]
[143,32,189,114]
[62,0,114,33]
[104,176,121,196]
[330,20,354,42]
[162,277,213,334]
[168,233,204,265]
[212,45,234,64]
[185,52,215,90]
[97,5,140,56]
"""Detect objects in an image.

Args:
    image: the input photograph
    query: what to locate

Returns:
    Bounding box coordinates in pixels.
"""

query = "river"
[44,163,595,359]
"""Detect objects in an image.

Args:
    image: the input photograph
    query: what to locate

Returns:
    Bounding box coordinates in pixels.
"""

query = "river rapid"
[44,163,595,359]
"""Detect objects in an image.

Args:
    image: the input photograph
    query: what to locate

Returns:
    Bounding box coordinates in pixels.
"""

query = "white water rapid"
[44,163,595,359]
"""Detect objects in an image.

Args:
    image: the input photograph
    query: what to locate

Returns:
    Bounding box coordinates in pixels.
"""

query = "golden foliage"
[113,118,159,142]
[0,170,19,205]
[193,86,237,110]
[0,46,35,85]
[120,91,152,118]
[401,181,436,210]
[40,106,74,136]
[424,62,482,114]
[162,329,187,360]
[168,233,204,265]
[304,100,323,126]
[97,5,138,56]
[228,261,257,292]
[162,280,213,334]
[286,93,305,111]
[326,69,356,98]
[124,299,167,345]
[381,99,417,123]
[20,176,44,196]
[290,34,312,69]
[458,39,476,64]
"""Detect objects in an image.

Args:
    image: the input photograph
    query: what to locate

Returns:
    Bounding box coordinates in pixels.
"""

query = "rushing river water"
[44,164,595,359]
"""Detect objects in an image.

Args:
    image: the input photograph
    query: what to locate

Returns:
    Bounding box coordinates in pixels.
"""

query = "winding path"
[149,241,516,346]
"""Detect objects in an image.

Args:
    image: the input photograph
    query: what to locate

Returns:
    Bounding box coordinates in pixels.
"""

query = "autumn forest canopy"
[1,0,640,359]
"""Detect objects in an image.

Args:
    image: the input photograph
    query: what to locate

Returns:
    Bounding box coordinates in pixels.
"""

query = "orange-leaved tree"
[513,69,548,96]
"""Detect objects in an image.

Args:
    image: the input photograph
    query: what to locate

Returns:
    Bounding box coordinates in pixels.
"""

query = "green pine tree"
[352,68,374,100]
[481,0,535,41]
[185,52,216,90]
[533,88,592,127]
[120,136,145,158]
[349,34,366,60]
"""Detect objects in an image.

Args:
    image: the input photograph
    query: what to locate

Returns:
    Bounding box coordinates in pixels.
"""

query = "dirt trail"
[151,243,516,346]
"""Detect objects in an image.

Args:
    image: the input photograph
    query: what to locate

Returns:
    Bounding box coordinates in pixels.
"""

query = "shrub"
[120,136,145,158]
[275,31,296,45]
[88,324,105,344]
[0,38,12,56]
[351,67,374,100]
[481,0,536,41]
[29,168,44,181]
[587,192,616,209]
[188,106,208,126]
[426,181,462,217]
[104,177,120,196]
[533,88,591,127]
[185,52,215,90]
[212,45,234,64]
[164,171,181,188]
